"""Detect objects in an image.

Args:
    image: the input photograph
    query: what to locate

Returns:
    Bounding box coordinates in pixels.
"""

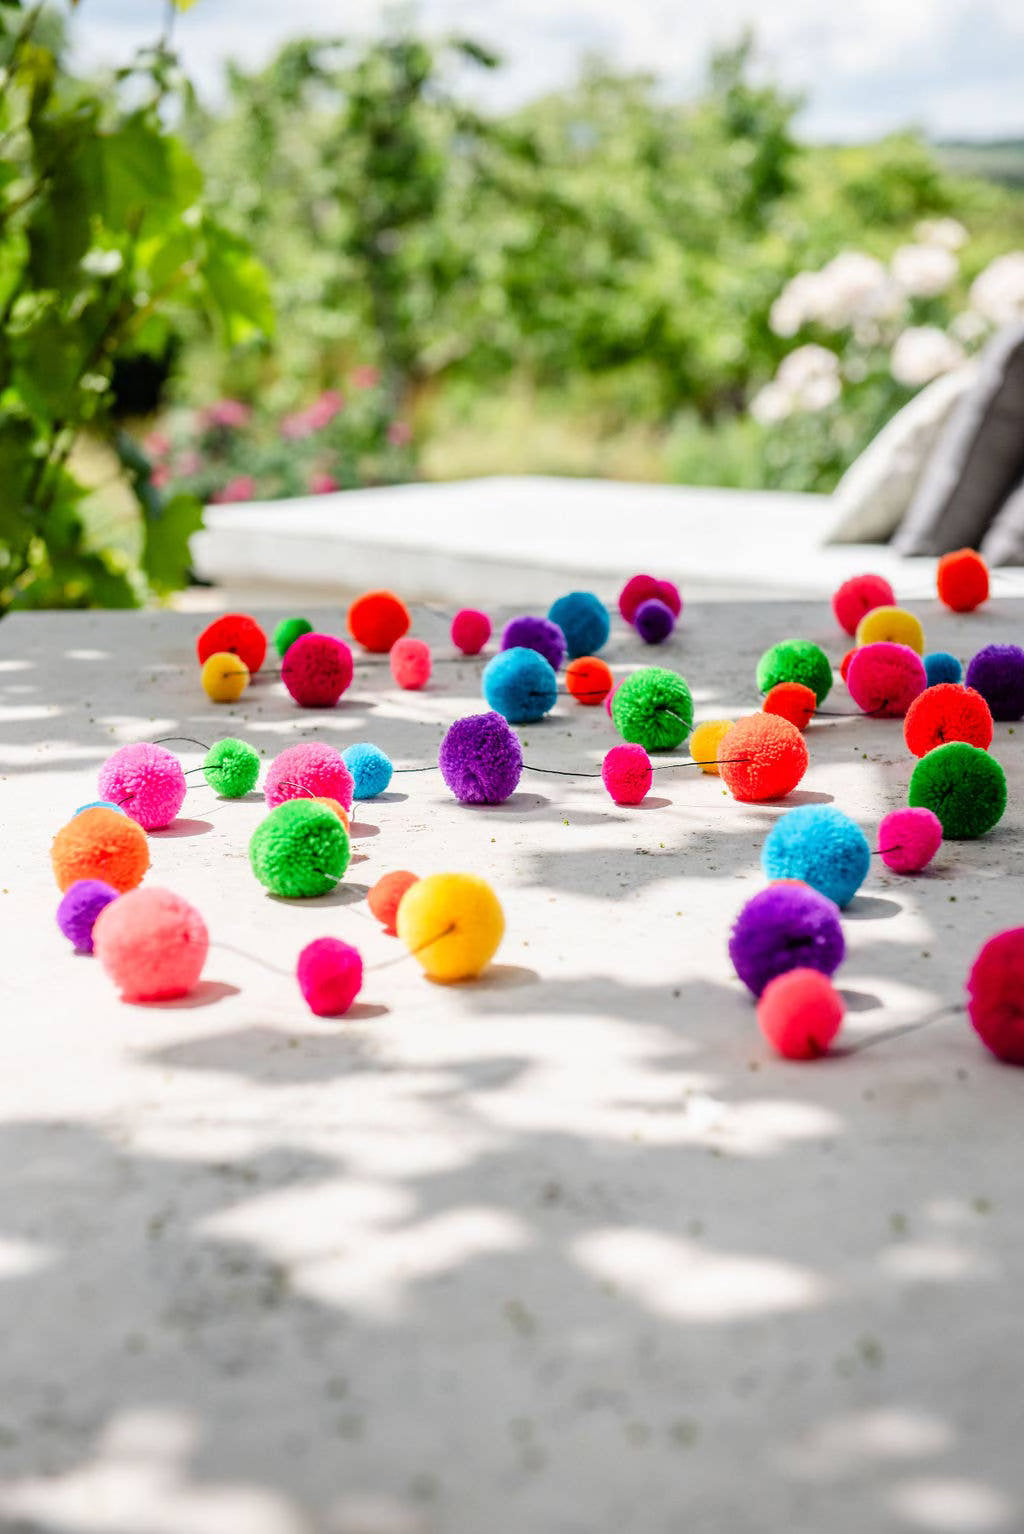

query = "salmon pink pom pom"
[390,636,432,689]
[719,715,808,803]
[877,807,942,873]
[265,743,354,812]
[757,969,845,1059]
[94,887,208,1002]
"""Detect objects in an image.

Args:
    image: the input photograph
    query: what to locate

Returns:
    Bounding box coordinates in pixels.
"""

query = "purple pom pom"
[964,643,1024,721]
[729,883,845,997]
[633,598,676,645]
[56,879,119,954]
[501,615,566,671]
[438,711,523,804]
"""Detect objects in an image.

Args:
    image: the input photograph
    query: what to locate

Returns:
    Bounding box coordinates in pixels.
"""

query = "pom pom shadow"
[348,821,380,838]
[150,818,214,838]
[267,882,371,908]
[837,988,883,1013]
[131,980,241,1010]
[843,894,902,921]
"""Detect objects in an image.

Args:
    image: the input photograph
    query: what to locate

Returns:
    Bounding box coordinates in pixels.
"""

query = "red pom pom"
[618,574,682,623]
[719,715,809,803]
[196,613,267,675]
[762,681,817,732]
[347,590,411,653]
[832,574,895,636]
[757,968,845,1059]
[368,870,419,934]
[297,937,363,1017]
[839,649,856,683]
[602,743,652,804]
[967,928,1024,1064]
[451,609,491,655]
[281,633,354,707]
[566,656,613,706]
[937,548,989,613]
[390,636,432,690]
[846,642,926,718]
[903,683,993,757]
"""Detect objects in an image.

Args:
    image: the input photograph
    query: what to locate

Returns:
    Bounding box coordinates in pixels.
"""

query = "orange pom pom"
[368,870,420,935]
[937,548,989,612]
[347,590,411,653]
[719,714,809,803]
[762,681,816,732]
[51,807,149,894]
[566,656,613,705]
[839,649,856,683]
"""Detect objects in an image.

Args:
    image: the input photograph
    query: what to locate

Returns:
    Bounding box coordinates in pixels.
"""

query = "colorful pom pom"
[281,633,354,708]
[846,642,927,718]
[967,929,1024,1065]
[756,639,832,706]
[296,938,363,1017]
[602,743,653,805]
[761,804,870,908]
[56,879,119,954]
[611,667,693,752]
[196,613,267,675]
[249,800,351,898]
[439,712,523,804]
[274,617,312,657]
[924,650,963,687]
[451,608,491,655]
[762,681,817,732]
[877,807,942,873]
[74,800,124,816]
[689,719,733,774]
[937,548,989,612]
[396,872,505,982]
[618,575,681,623]
[548,591,610,659]
[368,870,420,935]
[729,883,845,997]
[832,574,896,637]
[51,807,149,894]
[903,684,993,758]
[93,887,208,1002]
[718,715,808,803]
[265,743,354,812]
[482,647,558,724]
[341,742,393,799]
[501,615,566,672]
[201,651,250,703]
[203,738,261,798]
[907,742,1007,839]
[633,598,676,645]
[309,797,350,830]
[98,743,187,831]
[390,636,432,690]
[839,649,856,683]
[347,590,411,653]
[757,969,845,1060]
[855,605,925,654]
[566,656,613,706]
[964,644,1024,722]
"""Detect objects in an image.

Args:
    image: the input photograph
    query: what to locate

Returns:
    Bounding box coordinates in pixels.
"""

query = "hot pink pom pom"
[93,887,208,1001]
[97,743,187,831]
[281,633,354,708]
[877,807,942,873]
[297,937,363,1017]
[451,609,491,655]
[757,968,845,1060]
[967,929,1024,1064]
[602,743,652,804]
[390,636,432,689]
[264,743,354,812]
[846,642,927,718]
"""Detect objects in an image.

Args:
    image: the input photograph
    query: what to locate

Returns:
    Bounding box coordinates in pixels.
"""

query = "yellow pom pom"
[201,650,250,702]
[689,718,733,775]
[396,872,504,982]
[855,606,924,654]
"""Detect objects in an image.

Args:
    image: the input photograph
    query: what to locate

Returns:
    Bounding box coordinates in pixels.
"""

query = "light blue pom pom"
[341,742,393,799]
[762,804,870,909]
[548,591,610,659]
[74,800,124,816]
[924,650,962,686]
[482,646,558,724]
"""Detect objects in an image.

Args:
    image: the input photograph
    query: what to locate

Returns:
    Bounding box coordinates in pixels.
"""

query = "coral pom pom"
[390,636,432,690]
[846,642,927,718]
[396,873,505,982]
[877,807,942,873]
[839,649,856,683]
[98,743,187,831]
[341,742,393,799]
[347,590,411,653]
[548,592,610,659]
[566,656,613,706]
[633,598,676,645]
[201,651,250,703]
[451,608,491,655]
[756,640,832,705]
[203,737,261,798]
[282,633,354,708]
[937,548,989,612]
[907,742,1006,839]
[94,887,208,1002]
[763,681,817,732]
[762,804,870,908]
[924,650,962,687]
[832,574,896,636]
[56,879,119,954]
[196,613,267,675]
[611,667,692,752]
[265,743,354,812]
[689,719,733,774]
[855,605,925,654]
[482,647,557,724]
[602,743,653,805]
[757,969,845,1060]
[297,938,363,1017]
[967,928,1024,1064]
[274,617,312,657]
[439,712,523,804]
[729,883,845,997]
[368,871,420,934]
[964,644,1024,721]
[719,715,808,803]
[249,800,351,898]
[903,684,993,757]
[51,807,149,894]
[501,615,566,671]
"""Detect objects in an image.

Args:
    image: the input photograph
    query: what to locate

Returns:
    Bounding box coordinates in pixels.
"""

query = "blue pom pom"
[341,742,393,799]
[924,650,963,686]
[74,800,125,816]
[482,646,558,724]
[762,804,871,909]
[547,591,610,660]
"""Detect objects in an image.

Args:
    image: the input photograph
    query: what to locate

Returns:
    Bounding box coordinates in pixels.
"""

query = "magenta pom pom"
[967,928,1024,1064]
[501,615,566,671]
[264,743,354,812]
[451,609,491,655]
[618,575,682,623]
[633,598,676,645]
[56,879,119,954]
[390,636,432,690]
[729,883,845,997]
[602,743,652,805]
[438,712,523,804]
[846,642,927,718]
[297,937,364,1018]
[877,807,942,873]
[281,632,354,708]
[97,743,186,831]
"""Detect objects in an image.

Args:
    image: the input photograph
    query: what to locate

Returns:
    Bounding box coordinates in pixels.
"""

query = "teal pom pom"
[757,639,833,705]
[924,650,962,686]
[612,667,693,752]
[548,591,610,659]
[908,742,1007,839]
[342,742,394,799]
[203,738,260,798]
[762,804,871,908]
[249,800,350,897]
[482,647,558,724]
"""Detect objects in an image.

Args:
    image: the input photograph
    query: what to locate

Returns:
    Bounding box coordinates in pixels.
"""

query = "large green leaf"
[200,219,274,344]
[94,116,202,236]
[142,490,204,595]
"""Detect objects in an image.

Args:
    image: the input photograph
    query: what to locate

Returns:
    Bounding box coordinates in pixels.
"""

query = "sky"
[75,0,1024,142]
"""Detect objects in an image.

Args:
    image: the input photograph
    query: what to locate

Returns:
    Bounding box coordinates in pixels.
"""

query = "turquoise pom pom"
[762,804,870,908]
[548,591,610,659]
[482,647,557,724]
[341,742,394,799]
[924,650,962,686]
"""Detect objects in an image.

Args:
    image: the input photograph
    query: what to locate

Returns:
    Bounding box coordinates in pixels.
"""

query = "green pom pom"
[612,667,693,752]
[203,737,260,798]
[908,741,1007,839]
[249,800,350,897]
[757,640,833,705]
[274,617,313,657]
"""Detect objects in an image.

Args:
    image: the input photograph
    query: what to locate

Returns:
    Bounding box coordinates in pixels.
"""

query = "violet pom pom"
[633,598,676,645]
[964,644,1024,722]
[56,879,119,954]
[501,615,567,671]
[439,711,523,804]
[729,883,845,997]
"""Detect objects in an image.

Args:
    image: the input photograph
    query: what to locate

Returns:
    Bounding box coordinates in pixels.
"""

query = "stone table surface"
[1,599,1023,1534]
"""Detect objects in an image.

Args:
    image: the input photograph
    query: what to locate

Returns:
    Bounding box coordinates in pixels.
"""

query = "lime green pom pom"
[756,640,833,706]
[249,800,350,897]
[908,741,1006,839]
[612,667,693,752]
[274,617,313,657]
[203,738,260,798]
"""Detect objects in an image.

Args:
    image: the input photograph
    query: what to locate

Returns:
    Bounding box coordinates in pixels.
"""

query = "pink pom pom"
[297,937,363,1017]
[877,807,942,873]
[967,929,1024,1065]
[265,743,354,812]
[93,887,208,1002]
[451,609,491,655]
[281,633,354,708]
[97,743,186,831]
[846,642,927,718]
[757,968,845,1059]
[602,743,652,805]
[390,636,432,689]
[832,574,895,637]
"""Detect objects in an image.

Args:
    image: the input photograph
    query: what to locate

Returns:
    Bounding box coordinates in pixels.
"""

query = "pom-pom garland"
[501,615,567,672]
[347,590,411,653]
[633,599,676,645]
[729,883,845,997]
[451,609,491,655]
[56,879,119,954]
[832,574,895,636]
[602,744,653,805]
[907,742,1007,840]
[967,929,1024,1065]
[396,872,505,981]
[341,743,394,800]
[297,938,363,1017]
[98,743,186,831]
[390,636,432,690]
[51,807,150,894]
[611,667,693,753]
[94,887,208,1002]
[903,684,993,758]
[762,681,817,732]
[274,617,313,657]
[281,633,354,708]
[845,642,927,718]
[548,591,610,659]
[203,738,261,798]
[618,575,682,623]
[855,605,925,655]
[439,712,523,804]
[482,647,558,724]
[756,640,832,706]
[964,644,1024,722]
[201,651,250,703]
[937,548,989,612]
[757,969,845,1060]
[877,807,942,874]
[249,800,351,898]
[689,719,733,775]
[761,805,870,908]
[924,650,963,687]
[265,743,354,812]
[566,656,613,705]
[368,871,420,934]
[718,715,808,803]
[196,613,267,675]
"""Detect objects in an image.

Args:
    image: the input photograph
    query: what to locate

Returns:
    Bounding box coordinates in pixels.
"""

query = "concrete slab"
[2,597,1023,1534]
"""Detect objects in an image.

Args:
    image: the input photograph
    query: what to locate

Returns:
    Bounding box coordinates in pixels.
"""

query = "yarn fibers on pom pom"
[297,938,363,1017]
[482,648,557,724]
[846,642,926,718]
[98,743,186,831]
[633,599,676,645]
[611,667,693,752]
[566,656,613,705]
[602,744,652,805]
[762,805,871,908]
[855,605,925,655]
[249,800,351,898]
[730,883,845,997]
[548,592,610,659]
[924,651,963,687]
[719,715,808,803]
[368,871,419,934]
[56,879,119,954]
[439,712,523,804]
[762,681,816,732]
[756,640,832,706]
[396,873,505,982]
[689,719,732,775]
[196,613,267,675]
[964,644,1024,721]
[967,928,1024,1064]
[390,636,432,690]
[265,743,354,812]
[451,609,491,655]
[94,887,208,1002]
[501,615,566,672]
[281,633,354,708]
[203,738,260,798]
[51,807,149,893]
[903,684,993,758]
[878,807,942,874]
[347,590,411,653]
[937,548,989,612]
[832,574,895,637]
[274,617,312,657]
[908,742,1006,839]
[342,743,393,799]
[757,970,845,1060]
[201,651,249,703]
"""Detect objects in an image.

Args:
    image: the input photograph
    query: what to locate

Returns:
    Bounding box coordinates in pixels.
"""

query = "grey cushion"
[893,323,1024,555]
[981,473,1024,565]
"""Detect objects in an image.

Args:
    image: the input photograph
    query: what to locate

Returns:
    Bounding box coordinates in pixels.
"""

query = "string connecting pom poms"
[611,666,693,752]
[729,882,845,997]
[718,714,808,803]
[761,804,870,909]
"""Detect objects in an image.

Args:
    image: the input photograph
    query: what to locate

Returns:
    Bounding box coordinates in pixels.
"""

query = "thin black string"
[152,735,211,751]
[210,923,459,979]
[841,1002,965,1056]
